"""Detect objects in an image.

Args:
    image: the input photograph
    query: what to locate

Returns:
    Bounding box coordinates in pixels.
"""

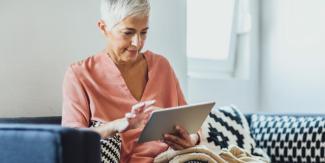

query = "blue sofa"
[0,116,101,163]
[1,114,324,163]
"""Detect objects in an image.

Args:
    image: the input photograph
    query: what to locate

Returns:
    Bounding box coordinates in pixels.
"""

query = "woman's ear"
[97,20,109,36]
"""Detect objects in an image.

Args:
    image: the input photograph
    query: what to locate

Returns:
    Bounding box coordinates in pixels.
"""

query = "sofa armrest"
[0,124,101,163]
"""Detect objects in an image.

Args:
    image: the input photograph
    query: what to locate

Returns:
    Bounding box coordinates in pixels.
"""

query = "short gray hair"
[101,0,150,29]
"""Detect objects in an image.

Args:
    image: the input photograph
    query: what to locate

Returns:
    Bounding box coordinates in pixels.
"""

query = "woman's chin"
[120,54,138,63]
[125,51,139,61]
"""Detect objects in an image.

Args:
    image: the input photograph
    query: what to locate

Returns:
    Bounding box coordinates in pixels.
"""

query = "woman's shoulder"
[67,51,105,75]
[144,50,172,68]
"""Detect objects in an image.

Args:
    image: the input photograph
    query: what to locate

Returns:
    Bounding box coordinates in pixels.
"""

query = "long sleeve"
[169,64,187,106]
[175,76,187,106]
[61,66,90,128]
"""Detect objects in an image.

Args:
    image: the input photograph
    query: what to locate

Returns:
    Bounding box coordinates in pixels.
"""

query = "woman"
[62,0,199,162]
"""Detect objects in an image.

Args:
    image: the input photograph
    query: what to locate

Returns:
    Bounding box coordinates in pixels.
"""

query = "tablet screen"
[137,101,215,143]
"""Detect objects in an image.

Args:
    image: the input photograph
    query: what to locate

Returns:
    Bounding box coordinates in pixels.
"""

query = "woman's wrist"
[95,118,125,139]
[91,122,115,139]
[111,118,128,133]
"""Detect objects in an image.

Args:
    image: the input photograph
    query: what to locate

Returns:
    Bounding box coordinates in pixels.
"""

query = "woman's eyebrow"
[142,27,149,31]
[123,27,149,31]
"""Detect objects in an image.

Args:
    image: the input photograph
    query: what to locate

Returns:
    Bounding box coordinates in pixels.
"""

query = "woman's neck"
[106,50,144,70]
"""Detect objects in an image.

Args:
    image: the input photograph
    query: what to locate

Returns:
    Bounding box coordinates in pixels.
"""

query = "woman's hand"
[163,125,199,150]
[113,100,157,133]
[91,100,158,138]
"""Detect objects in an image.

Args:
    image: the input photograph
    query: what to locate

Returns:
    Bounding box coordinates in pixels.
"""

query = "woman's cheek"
[113,40,129,52]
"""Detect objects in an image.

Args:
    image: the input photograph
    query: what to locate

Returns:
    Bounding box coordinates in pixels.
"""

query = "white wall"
[187,0,260,113]
[260,0,325,113]
[0,1,103,117]
[0,0,187,117]
[6,0,323,117]
[145,0,187,96]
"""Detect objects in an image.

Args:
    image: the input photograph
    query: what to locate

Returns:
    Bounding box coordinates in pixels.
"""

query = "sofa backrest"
[245,113,325,126]
[248,113,325,163]
[0,116,62,124]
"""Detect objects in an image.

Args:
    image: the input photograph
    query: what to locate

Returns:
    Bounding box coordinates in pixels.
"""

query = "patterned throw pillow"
[200,105,268,159]
[91,121,121,163]
[250,115,325,163]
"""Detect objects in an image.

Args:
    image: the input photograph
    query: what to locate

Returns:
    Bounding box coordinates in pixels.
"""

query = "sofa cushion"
[250,114,325,163]
[200,105,268,159]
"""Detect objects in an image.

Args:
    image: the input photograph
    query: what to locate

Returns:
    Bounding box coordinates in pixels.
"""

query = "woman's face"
[102,15,149,63]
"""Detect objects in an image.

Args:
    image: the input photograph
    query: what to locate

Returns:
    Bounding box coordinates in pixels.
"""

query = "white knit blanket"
[154,145,270,163]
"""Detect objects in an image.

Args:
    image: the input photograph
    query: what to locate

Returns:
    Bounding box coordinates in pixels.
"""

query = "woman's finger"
[131,100,156,113]
[144,106,161,113]
[164,140,184,150]
[163,133,189,148]
[125,112,136,118]
[144,100,156,107]
[135,106,145,114]
[131,102,145,113]
[175,125,190,140]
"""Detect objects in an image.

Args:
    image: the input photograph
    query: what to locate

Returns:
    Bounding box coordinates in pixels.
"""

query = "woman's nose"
[131,34,141,48]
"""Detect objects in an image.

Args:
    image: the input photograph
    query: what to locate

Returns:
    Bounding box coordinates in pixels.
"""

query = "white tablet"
[137,101,215,143]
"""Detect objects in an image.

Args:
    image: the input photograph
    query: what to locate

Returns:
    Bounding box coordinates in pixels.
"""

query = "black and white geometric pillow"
[90,121,121,163]
[200,105,269,159]
[250,115,325,163]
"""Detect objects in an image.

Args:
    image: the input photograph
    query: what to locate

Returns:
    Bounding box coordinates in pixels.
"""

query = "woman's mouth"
[127,50,138,55]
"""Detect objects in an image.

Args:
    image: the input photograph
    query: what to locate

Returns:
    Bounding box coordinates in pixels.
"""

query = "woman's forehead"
[116,15,149,30]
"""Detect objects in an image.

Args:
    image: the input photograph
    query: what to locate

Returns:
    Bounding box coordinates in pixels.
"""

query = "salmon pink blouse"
[62,50,187,163]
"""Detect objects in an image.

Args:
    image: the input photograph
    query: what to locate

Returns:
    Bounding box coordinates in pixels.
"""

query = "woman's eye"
[141,31,147,35]
[124,32,133,36]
